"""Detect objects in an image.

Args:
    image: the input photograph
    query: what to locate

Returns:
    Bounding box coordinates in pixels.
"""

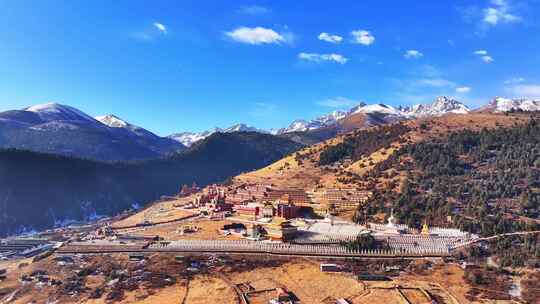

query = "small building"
[276,203,301,219]
[128,253,145,261]
[320,263,341,272]
[276,288,291,302]
[261,203,275,218]
[234,203,261,220]
[245,224,263,240]
[265,218,297,241]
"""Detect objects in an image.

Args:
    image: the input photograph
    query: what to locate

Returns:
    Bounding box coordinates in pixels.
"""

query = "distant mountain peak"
[95,114,130,128]
[169,123,268,147]
[481,96,540,113]
[25,102,97,123]
[0,103,185,160]
[403,96,469,117]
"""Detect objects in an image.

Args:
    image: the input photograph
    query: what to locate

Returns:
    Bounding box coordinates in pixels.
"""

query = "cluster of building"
[177,183,476,251]
[186,183,371,219]
[177,183,372,241]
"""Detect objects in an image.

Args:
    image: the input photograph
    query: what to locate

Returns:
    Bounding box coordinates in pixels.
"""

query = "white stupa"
[384,209,404,234]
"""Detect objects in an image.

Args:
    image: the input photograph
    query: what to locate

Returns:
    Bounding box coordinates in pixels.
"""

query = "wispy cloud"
[130,22,168,41]
[298,52,348,64]
[473,50,494,63]
[481,55,494,63]
[225,27,291,45]
[385,65,467,105]
[316,97,358,108]
[483,0,521,26]
[505,84,540,98]
[456,86,472,93]
[504,77,525,84]
[350,30,375,46]
[153,22,167,34]
[404,50,423,59]
[238,5,271,15]
[318,32,343,44]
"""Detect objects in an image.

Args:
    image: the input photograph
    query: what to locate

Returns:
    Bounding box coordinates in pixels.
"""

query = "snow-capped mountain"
[169,124,269,147]
[169,97,471,146]
[480,97,540,113]
[223,123,268,134]
[95,114,130,128]
[401,96,470,117]
[25,102,97,123]
[169,129,219,147]
[276,110,349,134]
[0,103,184,161]
[96,114,158,138]
[350,103,404,116]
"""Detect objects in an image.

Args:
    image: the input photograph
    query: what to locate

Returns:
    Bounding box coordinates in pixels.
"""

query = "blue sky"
[1,0,540,135]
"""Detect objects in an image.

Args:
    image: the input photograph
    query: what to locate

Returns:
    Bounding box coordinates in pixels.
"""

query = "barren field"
[112,198,195,228]
[227,259,366,303]
[122,218,242,241]
[2,254,521,304]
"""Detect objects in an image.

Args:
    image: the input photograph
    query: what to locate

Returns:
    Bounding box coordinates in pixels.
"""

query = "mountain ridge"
[0,131,302,236]
[0,103,185,161]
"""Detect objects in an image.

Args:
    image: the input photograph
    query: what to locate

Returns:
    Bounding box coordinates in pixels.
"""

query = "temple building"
[264,217,298,241]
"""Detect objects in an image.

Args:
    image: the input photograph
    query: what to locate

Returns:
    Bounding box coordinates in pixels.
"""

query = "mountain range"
[166,96,479,146]
[1,96,539,158]
[0,103,185,161]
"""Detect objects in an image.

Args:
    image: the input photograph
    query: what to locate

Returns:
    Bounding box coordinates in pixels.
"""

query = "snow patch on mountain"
[169,96,471,145]
[485,97,540,112]
[25,102,97,123]
[96,114,129,128]
[169,124,269,147]
[276,110,349,134]
[169,129,219,147]
[350,103,402,116]
[402,96,470,117]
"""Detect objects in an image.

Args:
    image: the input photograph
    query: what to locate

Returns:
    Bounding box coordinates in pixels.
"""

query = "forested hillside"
[356,119,540,266]
[0,132,302,236]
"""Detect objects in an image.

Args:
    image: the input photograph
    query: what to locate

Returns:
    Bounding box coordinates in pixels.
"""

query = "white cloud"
[418,78,456,87]
[317,97,358,108]
[298,52,348,64]
[483,0,522,26]
[504,77,525,84]
[404,50,423,59]
[481,55,494,63]
[225,27,288,45]
[318,32,343,44]
[350,30,375,46]
[238,5,270,15]
[153,22,167,34]
[456,86,472,93]
[472,50,494,63]
[506,84,540,98]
